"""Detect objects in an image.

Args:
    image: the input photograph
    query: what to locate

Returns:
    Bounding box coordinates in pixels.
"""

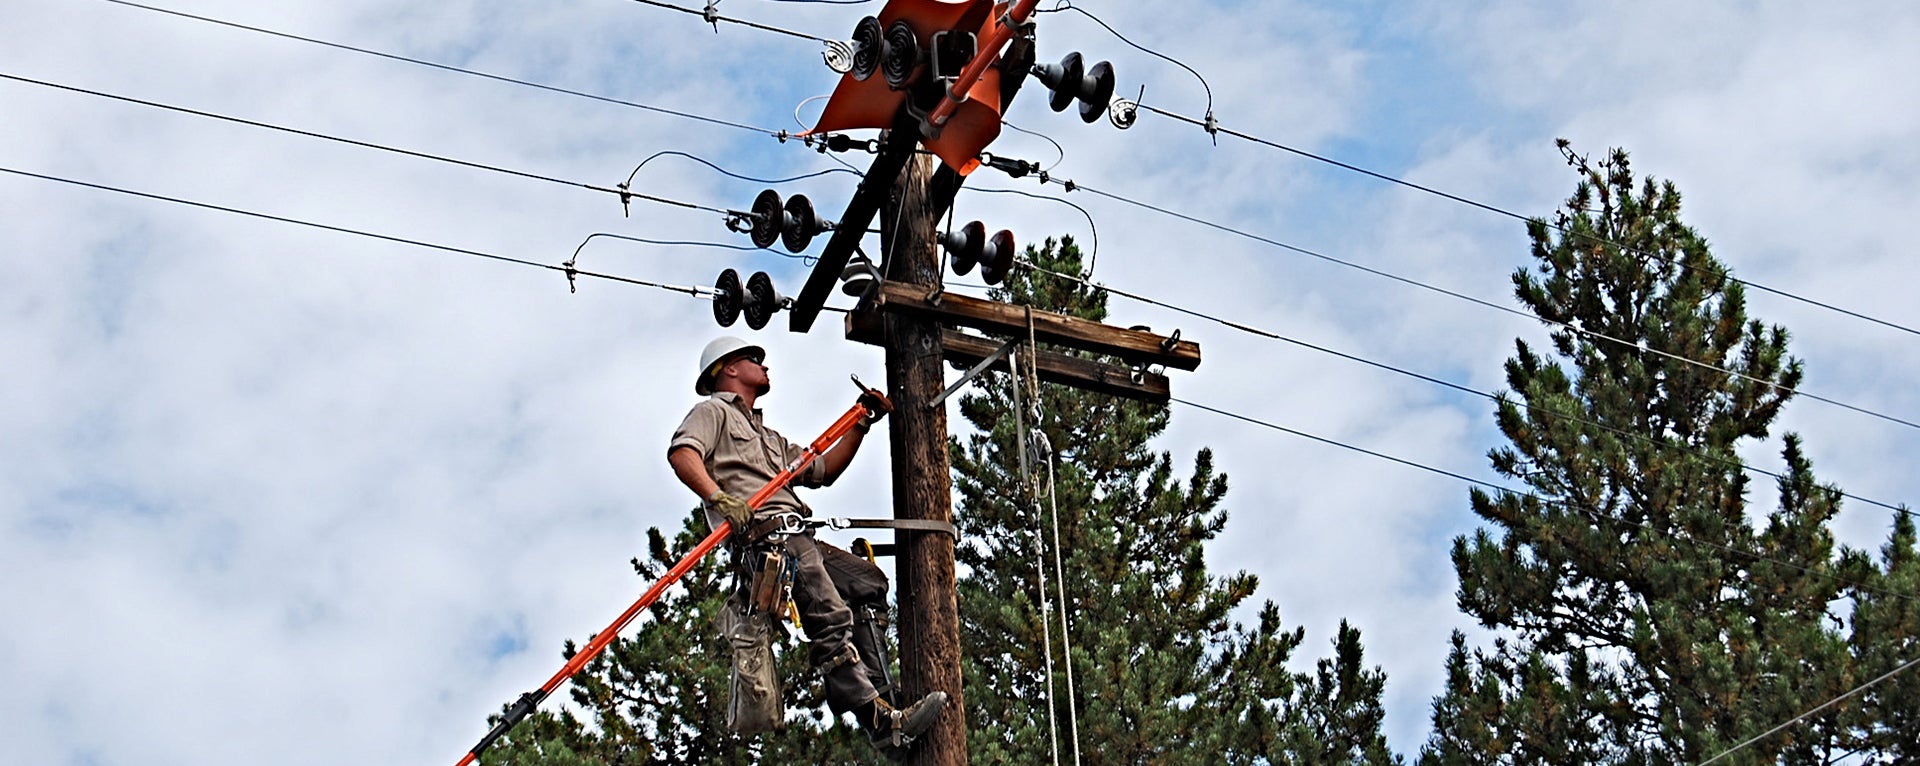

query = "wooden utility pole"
[881,151,966,765]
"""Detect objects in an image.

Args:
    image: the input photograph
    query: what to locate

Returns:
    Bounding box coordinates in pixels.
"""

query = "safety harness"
[726,510,957,721]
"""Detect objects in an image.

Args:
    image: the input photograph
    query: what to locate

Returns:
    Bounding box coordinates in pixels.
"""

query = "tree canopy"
[1421,145,1920,765]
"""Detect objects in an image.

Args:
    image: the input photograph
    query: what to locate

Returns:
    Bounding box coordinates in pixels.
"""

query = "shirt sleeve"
[784,433,831,488]
[669,399,724,460]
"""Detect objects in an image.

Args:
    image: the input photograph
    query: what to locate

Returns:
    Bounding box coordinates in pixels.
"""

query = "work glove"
[707,490,755,529]
[857,389,894,429]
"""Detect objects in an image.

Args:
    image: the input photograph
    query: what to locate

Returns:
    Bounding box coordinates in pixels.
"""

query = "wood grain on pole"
[882,151,968,766]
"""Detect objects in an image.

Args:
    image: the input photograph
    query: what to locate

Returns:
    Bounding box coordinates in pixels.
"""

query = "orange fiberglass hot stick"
[455,379,892,766]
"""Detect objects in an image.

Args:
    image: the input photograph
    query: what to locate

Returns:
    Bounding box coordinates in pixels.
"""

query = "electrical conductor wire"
[0,165,852,311]
[1035,174,1920,434]
[1695,654,1920,765]
[98,0,786,138]
[0,72,733,218]
[1170,395,1920,606]
[1009,258,1914,521]
[625,0,833,42]
[1135,102,1920,339]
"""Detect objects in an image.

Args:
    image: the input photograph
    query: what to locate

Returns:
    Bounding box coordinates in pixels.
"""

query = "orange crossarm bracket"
[807,0,1038,176]
[454,378,893,766]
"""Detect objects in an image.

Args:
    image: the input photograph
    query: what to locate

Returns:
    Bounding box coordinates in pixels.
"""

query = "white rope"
[1010,344,1064,766]
[1021,310,1083,766]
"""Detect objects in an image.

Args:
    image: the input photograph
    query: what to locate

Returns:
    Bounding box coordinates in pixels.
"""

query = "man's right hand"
[707,490,755,528]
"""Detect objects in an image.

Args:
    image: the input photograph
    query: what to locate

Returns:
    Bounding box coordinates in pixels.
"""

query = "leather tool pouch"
[717,595,784,733]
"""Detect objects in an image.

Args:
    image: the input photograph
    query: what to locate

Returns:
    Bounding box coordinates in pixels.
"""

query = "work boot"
[859,691,948,759]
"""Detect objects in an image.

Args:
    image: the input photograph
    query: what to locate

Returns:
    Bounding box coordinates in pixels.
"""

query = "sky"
[5,1,1919,763]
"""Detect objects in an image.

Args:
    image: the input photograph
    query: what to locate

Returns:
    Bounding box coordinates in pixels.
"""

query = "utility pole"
[880,150,967,766]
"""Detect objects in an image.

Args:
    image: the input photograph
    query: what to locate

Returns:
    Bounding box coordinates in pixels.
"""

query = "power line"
[1695,653,1920,766]
[118,0,1917,349]
[1032,173,1920,434]
[1022,1,1918,338]
[1013,258,1914,521]
[1169,395,1920,607]
[0,71,734,219]
[625,150,860,191]
[0,164,722,301]
[97,0,787,138]
[94,0,1920,433]
[1133,102,1920,340]
[623,0,834,42]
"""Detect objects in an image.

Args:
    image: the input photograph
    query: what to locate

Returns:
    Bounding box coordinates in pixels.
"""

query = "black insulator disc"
[882,20,921,89]
[782,194,818,253]
[713,268,743,327]
[851,16,883,81]
[981,229,1016,284]
[1082,61,1116,123]
[744,271,780,331]
[948,220,984,275]
[749,189,782,249]
[1045,52,1083,113]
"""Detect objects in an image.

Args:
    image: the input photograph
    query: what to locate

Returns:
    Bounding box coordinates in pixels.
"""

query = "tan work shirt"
[669,391,829,531]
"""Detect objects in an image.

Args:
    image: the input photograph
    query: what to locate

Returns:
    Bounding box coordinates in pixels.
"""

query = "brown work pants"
[782,532,891,714]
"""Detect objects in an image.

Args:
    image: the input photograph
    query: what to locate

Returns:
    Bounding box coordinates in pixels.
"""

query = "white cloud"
[5,0,1917,762]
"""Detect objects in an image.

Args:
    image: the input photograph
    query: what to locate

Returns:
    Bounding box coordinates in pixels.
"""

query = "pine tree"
[1838,512,1920,761]
[1419,145,1891,764]
[953,237,1399,765]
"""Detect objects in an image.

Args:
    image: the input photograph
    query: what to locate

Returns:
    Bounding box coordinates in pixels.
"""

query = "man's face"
[725,353,771,396]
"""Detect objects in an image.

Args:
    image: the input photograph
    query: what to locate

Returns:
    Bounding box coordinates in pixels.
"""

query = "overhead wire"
[625,150,860,189]
[97,0,787,138]
[1695,653,1920,766]
[623,0,834,42]
[1132,94,1920,340]
[74,4,1920,753]
[0,165,857,319]
[115,0,1918,346]
[4,69,893,264]
[1000,121,1067,173]
[0,72,734,219]
[1009,258,1915,521]
[1028,173,1920,434]
[1169,395,1920,607]
[93,0,1917,490]
[1031,0,1917,339]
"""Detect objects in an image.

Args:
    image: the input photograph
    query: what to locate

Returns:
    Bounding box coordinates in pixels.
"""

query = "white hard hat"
[695,336,766,395]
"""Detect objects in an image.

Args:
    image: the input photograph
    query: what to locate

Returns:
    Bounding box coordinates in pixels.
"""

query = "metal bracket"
[927,338,1020,409]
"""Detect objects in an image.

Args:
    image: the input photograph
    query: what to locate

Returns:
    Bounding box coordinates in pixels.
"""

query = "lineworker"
[668,336,947,757]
